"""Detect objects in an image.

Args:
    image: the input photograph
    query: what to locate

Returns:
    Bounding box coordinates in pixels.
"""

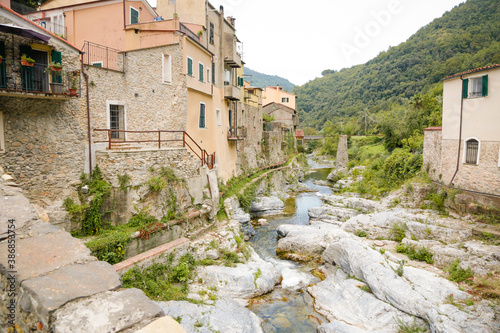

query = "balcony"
[223,33,242,68]
[227,126,246,141]
[82,41,123,72]
[224,84,241,100]
[0,60,80,98]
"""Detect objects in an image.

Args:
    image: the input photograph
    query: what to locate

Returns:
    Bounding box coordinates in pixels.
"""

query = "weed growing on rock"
[359,285,372,293]
[355,229,367,237]
[396,244,434,264]
[394,316,428,333]
[448,259,474,283]
[221,250,240,267]
[253,268,262,288]
[396,260,406,277]
[391,222,408,242]
[117,173,130,190]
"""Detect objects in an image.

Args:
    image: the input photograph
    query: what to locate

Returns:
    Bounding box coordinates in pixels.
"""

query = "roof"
[0,4,80,52]
[424,126,442,131]
[444,64,500,80]
[263,102,297,115]
[41,0,157,17]
[295,129,304,137]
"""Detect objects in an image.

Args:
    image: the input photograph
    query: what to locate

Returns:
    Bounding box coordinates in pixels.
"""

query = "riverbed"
[247,160,333,332]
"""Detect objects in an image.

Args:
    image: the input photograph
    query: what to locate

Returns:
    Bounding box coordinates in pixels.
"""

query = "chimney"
[219,5,224,15]
[227,16,236,27]
[0,0,11,9]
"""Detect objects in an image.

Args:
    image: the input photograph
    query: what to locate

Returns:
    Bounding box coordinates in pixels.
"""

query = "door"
[109,104,125,140]
[31,49,49,92]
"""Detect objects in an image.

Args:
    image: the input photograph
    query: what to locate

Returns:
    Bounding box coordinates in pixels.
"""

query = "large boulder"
[249,196,285,217]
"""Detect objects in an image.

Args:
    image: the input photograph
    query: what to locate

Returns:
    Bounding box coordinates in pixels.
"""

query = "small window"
[212,62,215,83]
[216,109,221,126]
[465,138,479,164]
[470,78,482,98]
[187,57,193,76]
[282,97,289,103]
[199,63,204,82]
[0,111,5,154]
[199,103,206,128]
[91,61,103,67]
[463,75,488,99]
[109,104,125,140]
[163,54,172,83]
[130,7,139,24]
[207,68,210,83]
[209,22,214,45]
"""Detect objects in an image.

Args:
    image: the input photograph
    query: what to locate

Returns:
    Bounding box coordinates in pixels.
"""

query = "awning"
[0,23,50,42]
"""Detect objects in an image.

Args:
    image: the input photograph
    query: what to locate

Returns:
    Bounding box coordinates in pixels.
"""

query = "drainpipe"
[449,75,464,186]
[123,0,126,29]
[81,53,92,175]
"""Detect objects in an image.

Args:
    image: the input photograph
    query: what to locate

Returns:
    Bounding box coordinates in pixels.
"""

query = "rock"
[374,240,384,247]
[308,205,360,224]
[321,237,493,332]
[1,174,14,181]
[53,289,164,333]
[195,248,280,299]
[267,258,315,290]
[327,169,345,183]
[136,316,187,333]
[19,261,121,325]
[271,316,291,329]
[249,196,285,217]
[206,249,219,260]
[322,194,378,213]
[255,218,269,226]
[309,268,424,332]
[0,192,36,236]
[158,298,262,333]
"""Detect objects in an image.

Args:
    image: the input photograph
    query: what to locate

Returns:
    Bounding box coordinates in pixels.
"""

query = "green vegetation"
[396,244,435,264]
[355,229,367,238]
[448,259,474,283]
[122,253,196,301]
[253,268,262,288]
[394,316,428,333]
[359,285,372,293]
[396,260,406,277]
[262,113,276,122]
[244,67,295,92]
[391,222,408,242]
[421,190,447,213]
[294,0,500,131]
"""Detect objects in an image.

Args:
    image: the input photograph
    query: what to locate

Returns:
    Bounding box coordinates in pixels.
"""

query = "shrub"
[394,316,428,333]
[448,259,474,283]
[384,148,423,182]
[391,222,407,242]
[355,229,367,237]
[396,244,434,264]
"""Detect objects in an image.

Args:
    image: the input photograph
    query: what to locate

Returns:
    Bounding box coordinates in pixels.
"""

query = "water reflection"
[247,159,333,332]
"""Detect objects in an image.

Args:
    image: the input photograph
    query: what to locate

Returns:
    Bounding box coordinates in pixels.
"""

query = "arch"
[463,137,481,165]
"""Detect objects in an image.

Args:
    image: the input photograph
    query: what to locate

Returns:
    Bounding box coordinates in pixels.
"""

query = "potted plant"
[48,61,63,71]
[69,71,79,95]
[20,54,35,67]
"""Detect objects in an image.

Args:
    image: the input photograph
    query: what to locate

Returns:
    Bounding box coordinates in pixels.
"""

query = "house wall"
[263,86,296,109]
[423,128,442,181]
[0,15,85,204]
[156,0,206,26]
[437,67,500,195]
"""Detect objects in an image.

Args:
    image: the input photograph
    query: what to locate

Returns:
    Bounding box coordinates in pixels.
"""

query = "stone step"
[472,227,500,238]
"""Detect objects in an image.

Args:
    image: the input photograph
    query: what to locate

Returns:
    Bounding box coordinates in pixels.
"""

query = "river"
[247,159,333,333]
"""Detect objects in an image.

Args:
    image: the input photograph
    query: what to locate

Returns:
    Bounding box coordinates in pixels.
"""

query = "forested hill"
[294,0,500,129]
[244,68,295,92]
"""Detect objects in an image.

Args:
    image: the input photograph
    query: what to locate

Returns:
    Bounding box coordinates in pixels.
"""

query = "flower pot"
[21,60,34,67]
[69,88,77,95]
[50,66,62,71]
[50,83,64,94]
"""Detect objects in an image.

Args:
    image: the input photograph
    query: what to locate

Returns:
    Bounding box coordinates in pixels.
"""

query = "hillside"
[294,0,500,129]
[244,68,295,92]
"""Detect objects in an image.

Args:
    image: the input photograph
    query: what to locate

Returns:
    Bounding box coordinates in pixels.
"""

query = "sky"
[152,0,467,85]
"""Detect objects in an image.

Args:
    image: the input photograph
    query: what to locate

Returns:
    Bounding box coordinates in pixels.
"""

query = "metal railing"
[0,60,80,96]
[93,129,216,169]
[32,20,67,39]
[179,23,201,45]
[82,41,123,72]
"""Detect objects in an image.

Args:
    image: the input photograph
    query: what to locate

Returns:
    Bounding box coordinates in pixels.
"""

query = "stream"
[247,159,333,333]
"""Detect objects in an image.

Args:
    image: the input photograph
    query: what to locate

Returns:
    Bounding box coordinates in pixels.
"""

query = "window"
[108,103,125,140]
[91,61,103,67]
[187,57,193,76]
[224,69,231,85]
[282,97,289,103]
[464,138,480,165]
[199,103,206,128]
[209,22,214,45]
[0,112,5,154]
[212,62,215,83]
[162,54,172,83]
[130,7,139,24]
[199,63,204,82]
[207,68,210,83]
[463,75,488,99]
[216,109,221,126]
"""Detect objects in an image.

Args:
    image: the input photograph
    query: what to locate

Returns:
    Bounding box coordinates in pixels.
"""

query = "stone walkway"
[0,168,186,333]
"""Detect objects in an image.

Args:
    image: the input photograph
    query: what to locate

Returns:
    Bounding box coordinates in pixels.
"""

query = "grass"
[355,229,367,237]
[394,316,428,333]
[396,244,434,264]
[447,259,474,283]
[391,222,408,242]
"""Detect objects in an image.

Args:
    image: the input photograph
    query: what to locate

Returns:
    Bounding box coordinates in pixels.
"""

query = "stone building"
[0,4,84,203]
[262,102,299,132]
[423,64,500,195]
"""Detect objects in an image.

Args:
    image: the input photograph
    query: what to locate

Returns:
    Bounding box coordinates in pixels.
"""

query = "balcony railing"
[0,60,80,96]
[228,126,246,141]
[180,23,202,46]
[32,20,67,39]
[82,41,123,72]
[93,129,216,170]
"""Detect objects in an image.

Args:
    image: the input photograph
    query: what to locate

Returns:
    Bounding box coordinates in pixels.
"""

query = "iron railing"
[179,23,202,45]
[82,41,123,72]
[32,19,67,39]
[93,129,216,169]
[0,60,80,96]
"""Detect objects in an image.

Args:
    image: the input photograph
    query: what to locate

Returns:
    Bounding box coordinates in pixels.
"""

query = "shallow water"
[247,159,333,332]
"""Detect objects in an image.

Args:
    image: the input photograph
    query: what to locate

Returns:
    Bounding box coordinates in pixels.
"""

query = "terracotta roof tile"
[444,64,500,80]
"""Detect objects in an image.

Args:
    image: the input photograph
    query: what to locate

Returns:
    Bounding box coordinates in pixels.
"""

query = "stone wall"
[236,102,265,173]
[262,131,286,166]
[336,135,348,171]
[441,139,500,196]
[0,17,86,205]
[423,129,442,181]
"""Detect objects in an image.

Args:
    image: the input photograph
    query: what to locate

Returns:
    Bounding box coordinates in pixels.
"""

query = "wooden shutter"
[462,78,469,99]
[131,7,139,24]
[0,41,6,88]
[51,50,62,84]
[199,104,206,128]
[212,62,215,83]
[187,58,193,76]
[199,63,203,82]
[482,75,488,97]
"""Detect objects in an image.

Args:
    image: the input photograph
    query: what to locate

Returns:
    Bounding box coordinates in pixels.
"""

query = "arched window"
[464,138,479,164]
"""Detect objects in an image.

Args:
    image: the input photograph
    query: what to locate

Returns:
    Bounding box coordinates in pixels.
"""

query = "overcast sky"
[152,0,466,85]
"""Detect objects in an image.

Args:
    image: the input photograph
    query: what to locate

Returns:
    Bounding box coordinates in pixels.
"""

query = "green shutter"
[462,78,469,99]
[199,104,206,128]
[0,41,6,88]
[212,62,215,83]
[20,45,33,91]
[482,75,488,97]
[187,58,193,76]
[0,41,5,57]
[199,63,203,82]
[131,7,139,24]
[51,50,63,84]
